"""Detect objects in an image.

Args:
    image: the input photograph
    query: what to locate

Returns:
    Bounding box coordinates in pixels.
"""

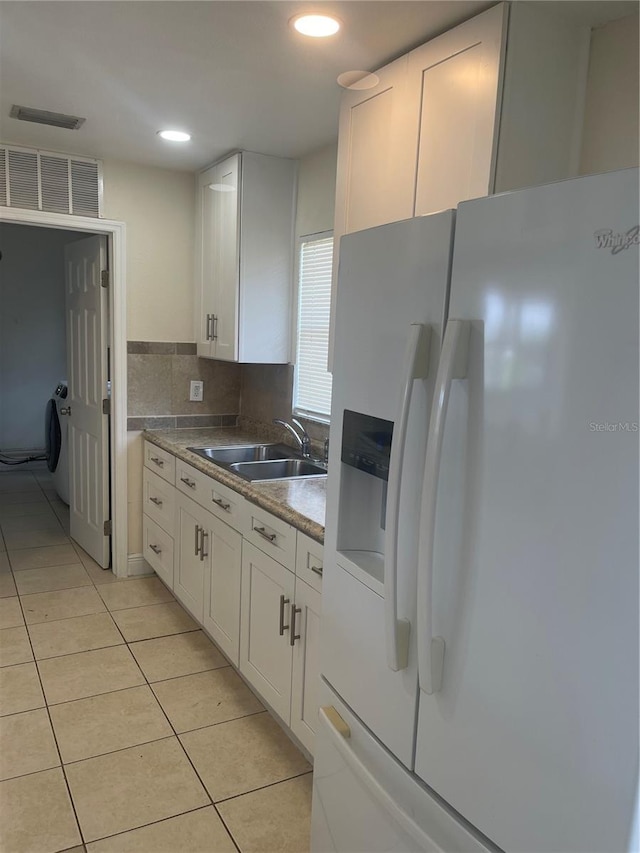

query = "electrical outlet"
[189,380,204,402]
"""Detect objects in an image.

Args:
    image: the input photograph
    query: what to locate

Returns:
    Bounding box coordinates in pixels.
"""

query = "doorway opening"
[0,208,128,577]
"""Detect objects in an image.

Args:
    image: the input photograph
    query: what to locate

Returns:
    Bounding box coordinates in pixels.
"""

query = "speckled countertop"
[143,428,326,543]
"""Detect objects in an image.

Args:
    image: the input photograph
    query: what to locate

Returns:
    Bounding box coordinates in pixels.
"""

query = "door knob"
[60,406,71,416]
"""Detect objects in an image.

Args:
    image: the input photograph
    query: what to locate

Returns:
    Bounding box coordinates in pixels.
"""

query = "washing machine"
[45,382,69,505]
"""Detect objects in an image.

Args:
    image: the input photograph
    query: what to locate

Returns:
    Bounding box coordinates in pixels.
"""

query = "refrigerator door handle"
[385,322,431,672]
[318,706,436,850]
[417,319,470,694]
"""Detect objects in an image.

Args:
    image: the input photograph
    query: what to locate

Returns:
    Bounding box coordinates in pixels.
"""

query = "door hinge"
[103,520,112,536]
[102,398,110,415]
[101,269,110,288]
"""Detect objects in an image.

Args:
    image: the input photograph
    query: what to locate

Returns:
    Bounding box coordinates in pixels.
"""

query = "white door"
[410,3,506,216]
[322,213,454,768]
[203,513,242,666]
[176,494,207,622]
[290,577,322,756]
[414,170,639,853]
[240,541,295,723]
[64,235,110,567]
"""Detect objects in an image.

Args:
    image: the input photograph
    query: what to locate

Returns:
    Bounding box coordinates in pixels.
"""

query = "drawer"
[142,468,176,535]
[296,531,324,593]
[144,441,175,485]
[143,514,174,588]
[175,460,244,532]
[243,503,296,570]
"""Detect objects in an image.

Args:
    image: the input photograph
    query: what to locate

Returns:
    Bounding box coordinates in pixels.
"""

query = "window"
[293,232,334,421]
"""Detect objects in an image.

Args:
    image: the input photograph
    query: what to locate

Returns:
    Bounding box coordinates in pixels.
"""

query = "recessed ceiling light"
[337,70,380,91]
[157,129,191,142]
[291,14,341,37]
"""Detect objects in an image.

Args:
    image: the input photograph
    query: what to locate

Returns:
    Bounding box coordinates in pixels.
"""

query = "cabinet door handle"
[290,603,302,647]
[200,529,208,561]
[150,456,164,468]
[194,524,201,556]
[149,544,162,555]
[211,497,231,512]
[254,525,277,544]
[310,564,323,576]
[211,314,218,341]
[206,313,213,341]
[279,594,290,635]
[180,477,196,489]
[149,496,163,507]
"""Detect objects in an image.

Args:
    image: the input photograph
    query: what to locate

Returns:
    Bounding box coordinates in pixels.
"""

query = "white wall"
[580,13,640,175]
[295,143,338,240]
[0,224,85,451]
[101,159,195,342]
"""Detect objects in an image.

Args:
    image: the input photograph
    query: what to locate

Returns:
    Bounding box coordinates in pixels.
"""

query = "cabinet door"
[410,3,506,216]
[203,514,242,666]
[196,165,216,358]
[211,154,239,361]
[175,494,208,622]
[290,578,322,756]
[240,541,295,723]
[334,55,415,238]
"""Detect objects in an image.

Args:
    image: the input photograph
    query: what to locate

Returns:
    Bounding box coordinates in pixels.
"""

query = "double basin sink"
[187,443,327,482]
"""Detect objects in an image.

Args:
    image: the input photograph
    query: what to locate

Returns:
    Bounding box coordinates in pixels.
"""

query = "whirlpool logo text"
[593,225,639,254]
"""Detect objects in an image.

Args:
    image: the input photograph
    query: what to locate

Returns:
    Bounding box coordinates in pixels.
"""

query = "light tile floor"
[0,464,313,853]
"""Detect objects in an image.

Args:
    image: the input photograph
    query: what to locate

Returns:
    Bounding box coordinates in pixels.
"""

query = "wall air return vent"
[10,104,85,131]
[0,145,102,217]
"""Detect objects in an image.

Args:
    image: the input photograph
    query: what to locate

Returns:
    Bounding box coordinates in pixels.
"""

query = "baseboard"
[127,553,154,577]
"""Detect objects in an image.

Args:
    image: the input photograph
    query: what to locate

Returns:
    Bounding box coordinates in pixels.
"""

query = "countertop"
[143,428,326,543]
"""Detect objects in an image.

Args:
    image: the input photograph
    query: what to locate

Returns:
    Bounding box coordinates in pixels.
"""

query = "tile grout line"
[4,473,310,851]
[12,573,88,851]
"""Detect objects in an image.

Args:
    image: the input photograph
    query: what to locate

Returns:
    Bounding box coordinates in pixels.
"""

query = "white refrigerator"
[312,168,639,853]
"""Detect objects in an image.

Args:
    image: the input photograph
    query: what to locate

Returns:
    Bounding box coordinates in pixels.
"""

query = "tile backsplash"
[127,342,241,430]
[128,346,330,453]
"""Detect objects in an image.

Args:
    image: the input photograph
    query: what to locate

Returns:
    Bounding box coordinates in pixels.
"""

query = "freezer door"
[311,680,493,853]
[414,169,639,853]
[321,213,454,766]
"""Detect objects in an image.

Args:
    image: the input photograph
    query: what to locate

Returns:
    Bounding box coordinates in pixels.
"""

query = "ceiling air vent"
[10,104,85,131]
[0,145,102,217]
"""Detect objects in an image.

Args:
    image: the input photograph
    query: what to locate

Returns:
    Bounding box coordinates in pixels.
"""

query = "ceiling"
[0,1,636,173]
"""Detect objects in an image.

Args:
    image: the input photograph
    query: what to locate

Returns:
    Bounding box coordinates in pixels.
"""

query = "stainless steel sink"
[188,443,294,464]
[228,458,327,481]
[187,443,327,481]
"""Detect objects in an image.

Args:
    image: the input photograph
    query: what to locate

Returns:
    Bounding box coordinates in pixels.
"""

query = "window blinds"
[294,234,334,420]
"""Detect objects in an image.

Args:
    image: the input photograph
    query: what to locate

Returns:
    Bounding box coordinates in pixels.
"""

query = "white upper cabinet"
[409,5,506,216]
[196,150,297,363]
[329,2,590,365]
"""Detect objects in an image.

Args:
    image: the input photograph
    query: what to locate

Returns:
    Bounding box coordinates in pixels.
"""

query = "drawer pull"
[181,476,196,489]
[290,603,302,647]
[149,496,163,507]
[254,525,277,544]
[200,529,209,561]
[195,524,201,556]
[150,456,164,467]
[211,497,231,512]
[310,564,323,577]
[279,594,290,635]
[149,544,162,555]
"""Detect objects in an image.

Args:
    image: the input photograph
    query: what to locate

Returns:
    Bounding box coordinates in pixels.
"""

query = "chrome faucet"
[273,418,311,458]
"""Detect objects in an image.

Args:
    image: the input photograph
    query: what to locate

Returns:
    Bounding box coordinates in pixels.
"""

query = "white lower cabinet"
[203,513,242,666]
[240,541,296,723]
[290,577,322,755]
[175,493,210,623]
[143,444,324,756]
